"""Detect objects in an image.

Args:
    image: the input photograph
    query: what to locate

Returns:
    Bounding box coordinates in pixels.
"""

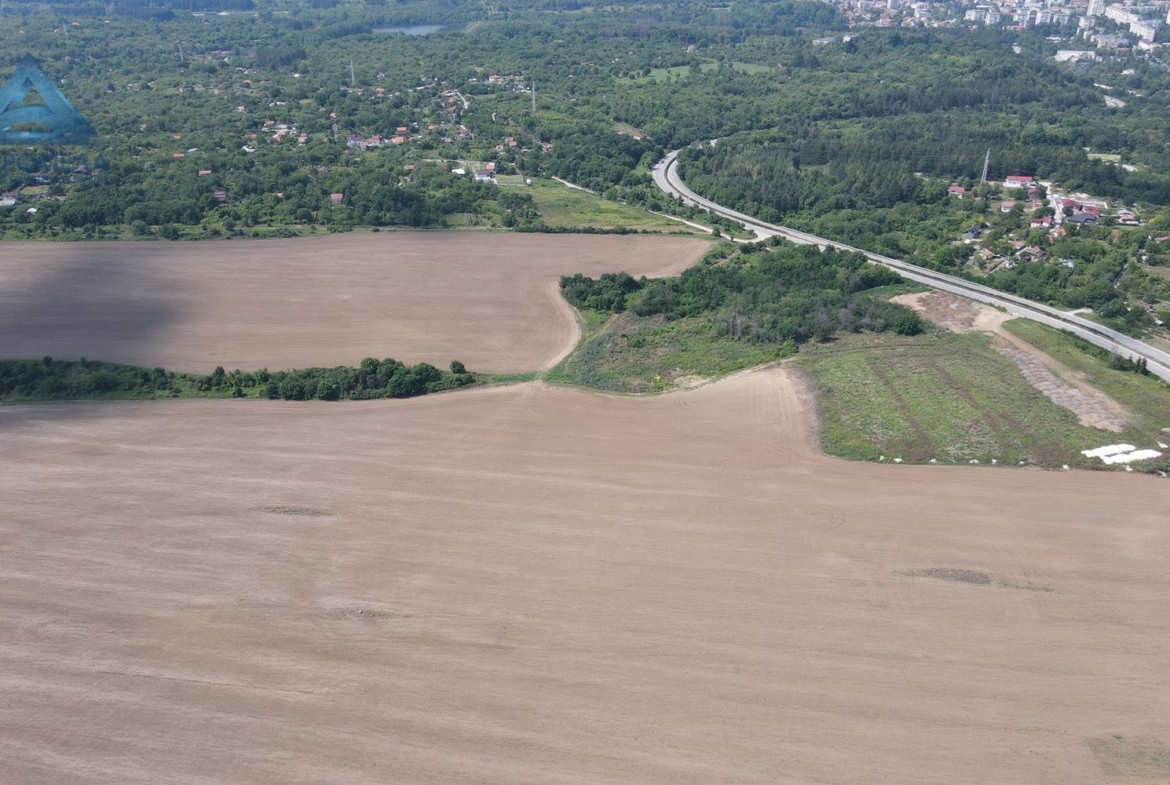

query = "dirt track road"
[0,234,707,373]
[2,372,1168,784]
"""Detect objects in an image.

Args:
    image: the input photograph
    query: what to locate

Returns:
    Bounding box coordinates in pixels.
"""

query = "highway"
[652,148,1170,383]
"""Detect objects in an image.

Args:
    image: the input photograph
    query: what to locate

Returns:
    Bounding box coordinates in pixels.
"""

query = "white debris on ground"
[1083,443,1164,465]
[1082,444,1136,459]
[1101,449,1164,465]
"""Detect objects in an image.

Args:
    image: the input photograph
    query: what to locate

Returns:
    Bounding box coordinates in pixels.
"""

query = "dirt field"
[2,375,1168,784]
[0,234,708,373]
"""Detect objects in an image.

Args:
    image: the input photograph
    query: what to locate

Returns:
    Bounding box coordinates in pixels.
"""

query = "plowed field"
[2,372,1167,784]
[0,234,707,373]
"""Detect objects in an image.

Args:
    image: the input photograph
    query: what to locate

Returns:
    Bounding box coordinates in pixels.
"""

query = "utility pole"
[980,149,990,184]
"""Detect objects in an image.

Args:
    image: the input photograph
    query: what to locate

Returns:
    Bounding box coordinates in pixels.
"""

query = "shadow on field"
[0,246,186,430]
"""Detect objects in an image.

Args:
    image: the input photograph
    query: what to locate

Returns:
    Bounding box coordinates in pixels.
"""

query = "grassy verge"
[546,311,792,393]
[798,329,1163,469]
[1003,319,1170,436]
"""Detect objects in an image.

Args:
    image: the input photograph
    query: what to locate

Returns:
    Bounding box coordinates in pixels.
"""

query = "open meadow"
[2,234,1169,784]
[0,234,708,374]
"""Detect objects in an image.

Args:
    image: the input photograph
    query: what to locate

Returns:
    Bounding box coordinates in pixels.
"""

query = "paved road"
[652,149,1170,383]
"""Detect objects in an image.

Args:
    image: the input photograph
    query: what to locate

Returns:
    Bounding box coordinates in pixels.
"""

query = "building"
[1087,0,1105,16]
[1003,175,1035,188]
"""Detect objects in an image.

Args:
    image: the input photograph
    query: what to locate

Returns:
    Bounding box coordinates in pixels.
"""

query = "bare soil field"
[0,234,708,373]
[892,289,1009,334]
[2,374,1168,785]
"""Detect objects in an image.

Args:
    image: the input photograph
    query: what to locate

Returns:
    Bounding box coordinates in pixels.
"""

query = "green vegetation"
[547,312,790,393]
[799,330,1136,467]
[0,356,481,404]
[561,240,924,343]
[1003,320,1170,437]
[799,325,1170,470]
[550,239,924,393]
[523,180,694,232]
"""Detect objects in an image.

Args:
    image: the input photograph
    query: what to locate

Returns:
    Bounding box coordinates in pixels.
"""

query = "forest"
[2,0,1165,238]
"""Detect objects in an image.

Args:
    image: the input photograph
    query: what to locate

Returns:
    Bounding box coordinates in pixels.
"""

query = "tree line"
[0,357,476,404]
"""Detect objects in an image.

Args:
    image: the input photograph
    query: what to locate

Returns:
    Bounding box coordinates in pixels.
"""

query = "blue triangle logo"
[0,55,94,144]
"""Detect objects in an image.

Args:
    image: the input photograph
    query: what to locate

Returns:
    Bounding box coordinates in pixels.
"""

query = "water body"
[372,24,445,35]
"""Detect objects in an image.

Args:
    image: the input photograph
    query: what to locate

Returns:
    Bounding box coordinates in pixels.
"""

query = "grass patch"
[1087,152,1122,162]
[479,371,540,386]
[526,179,699,232]
[798,329,1155,468]
[547,311,791,393]
[1003,319,1170,437]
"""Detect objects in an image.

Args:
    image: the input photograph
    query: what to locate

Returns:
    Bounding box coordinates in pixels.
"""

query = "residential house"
[1003,175,1035,188]
[1000,200,1018,213]
[948,185,966,198]
[473,169,495,182]
[329,193,344,206]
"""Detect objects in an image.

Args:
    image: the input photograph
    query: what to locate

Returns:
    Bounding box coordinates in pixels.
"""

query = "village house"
[948,185,966,198]
[1000,200,1017,213]
[1003,175,1035,188]
[329,193,344,206]
[474,169,495,182]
